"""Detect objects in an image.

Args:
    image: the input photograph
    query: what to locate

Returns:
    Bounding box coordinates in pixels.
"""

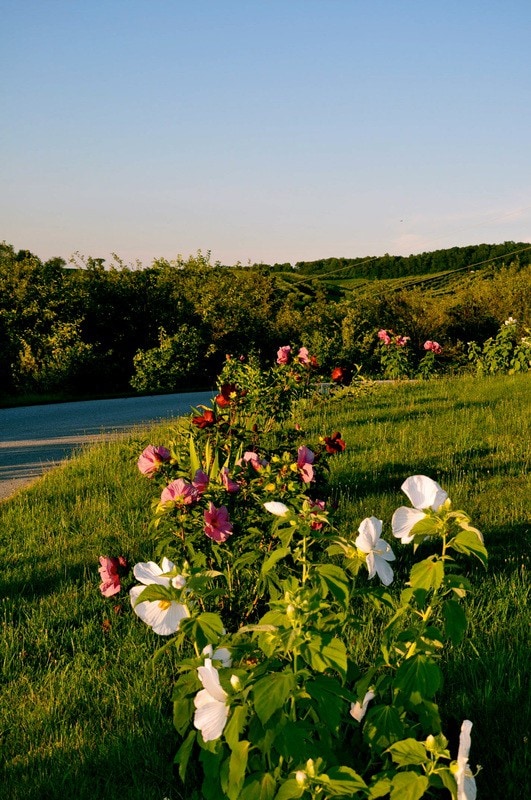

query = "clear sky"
[2,0,531,267]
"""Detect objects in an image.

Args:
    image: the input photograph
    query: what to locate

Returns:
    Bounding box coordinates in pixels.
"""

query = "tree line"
[1,241,529,400]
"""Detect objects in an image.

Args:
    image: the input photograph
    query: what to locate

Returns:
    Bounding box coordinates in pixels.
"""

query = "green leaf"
[368,777,392,798]
[189,433,201,475]
[409,516,440,538]
[274,779,304,800]
[443,598,468,645]
[132,583,173,606]
[173,696,194,736]
[314,563,350,605]
[450,529,488,566]
[387,738,428,767]
[364,704,404,750]
[260,547,291,577]
[180,612,225,650]
[300,633,347,679]
[240,773,277,800]
[253,672,295,724]
[224,704,248,751]
[227,740,250,800]
[326,766,367,794]
[409,557,444,591]
[390,771,429,800]
[173,730,196,782]
[394,654,442,699]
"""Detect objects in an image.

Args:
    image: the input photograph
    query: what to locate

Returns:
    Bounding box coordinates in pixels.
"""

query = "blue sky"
[2,0,531,266]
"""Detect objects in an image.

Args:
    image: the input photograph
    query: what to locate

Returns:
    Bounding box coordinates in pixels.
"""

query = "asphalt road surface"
[0,391,213,501]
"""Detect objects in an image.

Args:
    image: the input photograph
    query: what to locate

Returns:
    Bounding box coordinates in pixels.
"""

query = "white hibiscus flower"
[202,643,233,668]
[264,501,290,517]
[391,475,449,544]
[355,517,395,586]
[130,557,190,635]
[455,719,477,800]
[350,689,375,722]
[194,658,230,742]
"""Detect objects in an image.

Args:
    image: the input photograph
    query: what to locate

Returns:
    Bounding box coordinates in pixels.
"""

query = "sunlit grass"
[0,373,529,799]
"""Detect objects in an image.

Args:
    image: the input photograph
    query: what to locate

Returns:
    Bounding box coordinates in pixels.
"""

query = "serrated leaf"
[364,704,404,750]
[314,563,350,605]
[260,547,291,577]
[409,516,440,538]
[368,776,392,798]
[387,738,428,766]
[409,558,444,591]
[228,740,250,800]
[326,766,367,794]
[394,654,442,700]
[443,598,468,645]
[132,583,173,606]
[224,704,248,751]
[174,729,196,782]
[300,633,347,679]
[274,779,304,800]
[253,672,295,724]
[450,530,488,566]
[390,771,429,800]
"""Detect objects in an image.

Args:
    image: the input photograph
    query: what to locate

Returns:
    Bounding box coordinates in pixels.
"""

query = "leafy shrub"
[130,326,207,393]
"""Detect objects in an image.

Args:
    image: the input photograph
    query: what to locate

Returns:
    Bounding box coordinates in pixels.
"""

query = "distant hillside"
[252,241,531,303]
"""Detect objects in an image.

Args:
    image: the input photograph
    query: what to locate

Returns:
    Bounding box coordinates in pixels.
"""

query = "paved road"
[0,391,213,501]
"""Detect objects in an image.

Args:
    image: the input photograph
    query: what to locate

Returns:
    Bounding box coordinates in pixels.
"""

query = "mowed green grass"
[0,374,529,800]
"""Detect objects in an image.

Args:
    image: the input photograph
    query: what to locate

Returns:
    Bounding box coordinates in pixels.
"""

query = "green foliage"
[130,325,207,393]
[467,317,531,375]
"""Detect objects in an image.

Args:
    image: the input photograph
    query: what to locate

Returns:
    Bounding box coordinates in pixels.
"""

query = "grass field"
[0,374,529,799]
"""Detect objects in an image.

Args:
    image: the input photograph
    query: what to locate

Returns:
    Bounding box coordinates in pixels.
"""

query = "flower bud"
[230,674,241,691]
[295,771,308,787]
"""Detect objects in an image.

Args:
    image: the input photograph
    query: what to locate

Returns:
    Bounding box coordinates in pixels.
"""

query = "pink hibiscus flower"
[204,503,233,543]
[161,478,199,505]
[297,347,310,365]
[192,469,210,494]
[276,345,291,364]
[98,556,129,597]
[424,340,442,354]
[137,445,171,476]
[377,329,392,345]
[220,467,240,493]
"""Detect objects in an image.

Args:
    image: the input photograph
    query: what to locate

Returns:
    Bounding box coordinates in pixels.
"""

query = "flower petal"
[132,561,170,586]
[374,555,394,586]
[350,690,375,722]
[194,691,229,741]
[264,501,289,517]
[391,506,427,543]
[401,475,448,510]
[198,659,228,703]
[356,517,382,551]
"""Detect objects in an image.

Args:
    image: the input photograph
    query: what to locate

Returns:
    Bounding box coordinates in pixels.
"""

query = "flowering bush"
[377,329,412,379]
[467,317,531,375]
[100,348,486,799]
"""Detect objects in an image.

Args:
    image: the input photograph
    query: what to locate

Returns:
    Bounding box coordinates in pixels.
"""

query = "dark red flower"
[215,383,238,407]
[323,431,346,454]
[192,408,216,428]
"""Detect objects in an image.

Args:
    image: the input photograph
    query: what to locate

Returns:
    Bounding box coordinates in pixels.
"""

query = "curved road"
[0,391,213,501]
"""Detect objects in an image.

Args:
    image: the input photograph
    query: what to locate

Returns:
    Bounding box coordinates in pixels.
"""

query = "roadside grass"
[0,374,529,799]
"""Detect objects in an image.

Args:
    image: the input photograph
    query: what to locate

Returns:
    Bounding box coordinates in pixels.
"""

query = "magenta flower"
[424,340,442,354]
[395,335,410,347]
[308,499,326,530]
[161,478,199,505]
[297,445,315,483]
[220,467,240,493]
[297,347,310,365]
[204,503,233,543]
[276,345,291,364]
[238,451,267,471]
[98,556,129,597]
[192,469,210,494]
[137,445,171,476]
[377,329,392,345]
